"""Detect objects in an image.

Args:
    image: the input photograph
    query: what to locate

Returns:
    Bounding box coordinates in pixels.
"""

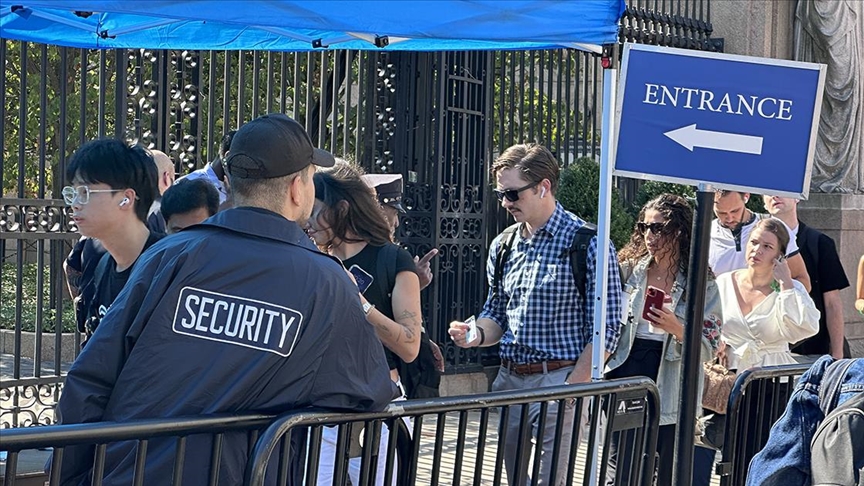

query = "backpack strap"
[569,222,597,300]
[375,243,400,299]
[818,358,857,415]
[77,252,113,334]
[492,223,521,302]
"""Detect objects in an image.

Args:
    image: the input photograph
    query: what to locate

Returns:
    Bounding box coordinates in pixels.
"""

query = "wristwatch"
[362,301,375,315]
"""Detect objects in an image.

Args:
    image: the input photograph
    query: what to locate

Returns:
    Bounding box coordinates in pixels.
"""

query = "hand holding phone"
[465,316,478,344]
[642,286,667,322]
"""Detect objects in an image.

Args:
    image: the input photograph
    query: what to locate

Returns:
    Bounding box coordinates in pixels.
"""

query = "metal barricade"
[0,413,274,486]
[717,363,810,486]
[244,378,661,486]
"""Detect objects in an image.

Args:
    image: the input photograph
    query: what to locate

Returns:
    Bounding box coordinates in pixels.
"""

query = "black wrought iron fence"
[1,0,721,425]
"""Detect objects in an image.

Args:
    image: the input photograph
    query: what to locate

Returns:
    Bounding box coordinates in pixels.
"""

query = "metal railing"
[0,412,275,486]
[0,378,659,485]
[716,363,811,486]
[245,378,661,486]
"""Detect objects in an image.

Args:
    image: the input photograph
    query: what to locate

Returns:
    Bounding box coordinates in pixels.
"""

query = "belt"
[501,359,577,376]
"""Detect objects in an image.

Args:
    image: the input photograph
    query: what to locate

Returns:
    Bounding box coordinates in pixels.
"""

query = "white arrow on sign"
[664,124,764,155]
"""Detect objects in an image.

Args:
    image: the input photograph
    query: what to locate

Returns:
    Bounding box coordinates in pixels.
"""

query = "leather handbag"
[702,359,736,414]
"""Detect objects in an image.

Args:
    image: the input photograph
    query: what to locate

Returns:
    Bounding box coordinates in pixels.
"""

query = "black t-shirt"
[81,231,164,341]
[343,243,416,369]
[791,222,850,356]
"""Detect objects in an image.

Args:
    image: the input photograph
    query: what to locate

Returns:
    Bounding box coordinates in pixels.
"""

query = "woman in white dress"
[715,218,819,465]
[716,218,820,371]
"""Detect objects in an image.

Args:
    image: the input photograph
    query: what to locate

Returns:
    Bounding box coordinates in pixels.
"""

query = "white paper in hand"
[465,316,478,344]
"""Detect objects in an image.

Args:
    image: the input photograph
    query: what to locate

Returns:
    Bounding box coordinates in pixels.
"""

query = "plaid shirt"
[480,203,622,363]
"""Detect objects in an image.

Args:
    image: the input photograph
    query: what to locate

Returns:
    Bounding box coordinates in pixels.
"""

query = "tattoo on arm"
[397,309,420,343]
[372,320,395,339]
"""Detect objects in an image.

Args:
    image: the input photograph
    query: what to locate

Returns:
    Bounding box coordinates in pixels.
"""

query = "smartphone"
[642,286,667,322]
[348,264,374,294]
[465,315,478,343]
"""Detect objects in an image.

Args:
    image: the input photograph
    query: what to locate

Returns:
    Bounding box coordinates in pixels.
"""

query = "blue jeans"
[746,356,864,486]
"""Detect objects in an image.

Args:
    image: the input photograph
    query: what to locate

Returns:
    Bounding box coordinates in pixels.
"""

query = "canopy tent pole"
[588,44,618,486]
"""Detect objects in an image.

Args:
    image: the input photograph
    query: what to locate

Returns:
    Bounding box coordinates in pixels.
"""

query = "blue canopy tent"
[1,0,623,52]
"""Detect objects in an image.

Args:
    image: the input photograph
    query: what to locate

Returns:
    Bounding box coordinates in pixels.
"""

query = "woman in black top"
[306,162,421,485]
[306,162,422,386]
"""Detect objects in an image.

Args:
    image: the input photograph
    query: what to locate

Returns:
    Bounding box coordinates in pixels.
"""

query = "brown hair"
[753,218,789,256]
[714,189,745,199]
[618,193,693,275]
[490,143,560,194]
[312,162,392,248]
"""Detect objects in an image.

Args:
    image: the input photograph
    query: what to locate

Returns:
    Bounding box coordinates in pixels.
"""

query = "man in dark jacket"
[53,114,396,486]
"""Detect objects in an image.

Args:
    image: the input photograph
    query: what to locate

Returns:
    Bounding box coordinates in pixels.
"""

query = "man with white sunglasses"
[62,139,163,346]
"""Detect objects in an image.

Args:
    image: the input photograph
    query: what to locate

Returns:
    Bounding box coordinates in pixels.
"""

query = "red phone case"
[642,286,666,321]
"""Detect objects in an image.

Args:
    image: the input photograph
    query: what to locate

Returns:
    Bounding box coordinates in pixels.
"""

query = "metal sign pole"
[673,183,714,486]
[588,46,617,486]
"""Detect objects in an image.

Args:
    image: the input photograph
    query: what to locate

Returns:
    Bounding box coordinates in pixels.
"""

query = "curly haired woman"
[606,193,723,486]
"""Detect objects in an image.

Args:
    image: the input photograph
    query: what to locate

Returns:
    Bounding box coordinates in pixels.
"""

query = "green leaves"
[556,157,634,249]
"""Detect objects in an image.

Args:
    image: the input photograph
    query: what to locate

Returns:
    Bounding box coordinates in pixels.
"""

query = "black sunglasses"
[637,222,671,235]
[494,181,540,202]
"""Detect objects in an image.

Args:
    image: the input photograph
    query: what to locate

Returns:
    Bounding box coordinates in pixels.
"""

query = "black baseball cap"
[362,173,407,213]
[225,114,335,179]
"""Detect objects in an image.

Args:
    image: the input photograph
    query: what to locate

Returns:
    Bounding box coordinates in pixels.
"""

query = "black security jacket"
[53,207,395,486]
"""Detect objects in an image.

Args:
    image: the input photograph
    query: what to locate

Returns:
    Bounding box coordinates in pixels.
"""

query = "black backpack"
[811,359,864,486]
[376,244,441,399]
[493,222,597,303]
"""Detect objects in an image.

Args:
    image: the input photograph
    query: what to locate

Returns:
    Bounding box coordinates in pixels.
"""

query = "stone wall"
[798,194,864,357]
[711,0,796,60]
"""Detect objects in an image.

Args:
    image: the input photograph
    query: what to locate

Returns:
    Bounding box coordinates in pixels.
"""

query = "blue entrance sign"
[613,44,826,198]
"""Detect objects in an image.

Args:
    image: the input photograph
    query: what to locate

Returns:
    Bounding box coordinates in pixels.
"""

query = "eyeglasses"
[637,222,671,235]
[493,181,540,202]
[61,185,123,205]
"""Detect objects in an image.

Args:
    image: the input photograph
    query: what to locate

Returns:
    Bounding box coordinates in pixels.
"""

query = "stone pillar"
[798,194,864,357]
[710,0,796,59]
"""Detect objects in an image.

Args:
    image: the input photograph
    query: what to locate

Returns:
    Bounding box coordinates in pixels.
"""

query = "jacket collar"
[200,206,319,252]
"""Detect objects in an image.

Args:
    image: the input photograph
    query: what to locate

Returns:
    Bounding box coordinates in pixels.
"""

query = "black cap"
[225,114,335,179]
[362,174,406,213]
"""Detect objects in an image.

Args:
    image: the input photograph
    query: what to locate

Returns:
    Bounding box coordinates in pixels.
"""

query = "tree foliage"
[557,157,634,249]
[2,42,120,197]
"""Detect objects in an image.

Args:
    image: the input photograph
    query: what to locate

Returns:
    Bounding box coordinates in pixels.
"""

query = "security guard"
[54,114,396,486]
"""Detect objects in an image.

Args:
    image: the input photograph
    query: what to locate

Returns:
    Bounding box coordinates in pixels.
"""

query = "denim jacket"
[607,256,723,425]
[746,356,864,486]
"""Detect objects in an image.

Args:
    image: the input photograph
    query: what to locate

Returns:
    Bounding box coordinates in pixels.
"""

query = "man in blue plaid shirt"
[449,143,622,485]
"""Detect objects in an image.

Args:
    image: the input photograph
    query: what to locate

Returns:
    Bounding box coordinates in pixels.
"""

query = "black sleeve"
[53,249,166,484]
[65,238,87,273]
[817,234,850,293]
[394,246,417,276]
[309,274,396,412]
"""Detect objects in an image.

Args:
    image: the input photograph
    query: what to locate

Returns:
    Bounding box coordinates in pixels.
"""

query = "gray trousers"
[491,365,580,486]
